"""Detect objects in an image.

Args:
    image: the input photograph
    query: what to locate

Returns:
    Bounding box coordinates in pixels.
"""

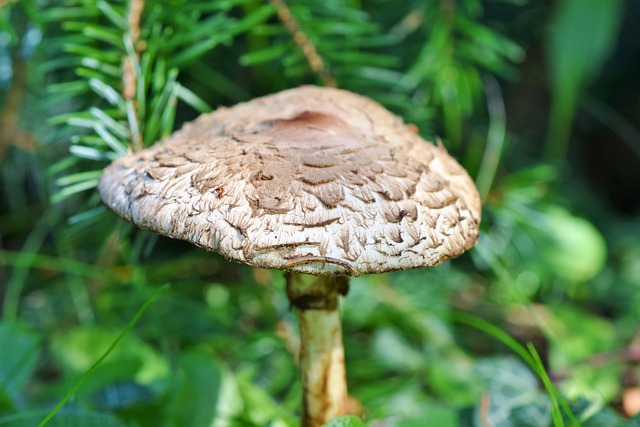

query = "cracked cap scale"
[98,86,482,276]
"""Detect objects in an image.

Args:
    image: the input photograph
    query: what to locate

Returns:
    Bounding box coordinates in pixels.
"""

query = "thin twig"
[123,0,144,151]
[479,393,493,427]
[269,0,338,88]
[0,58,35,160]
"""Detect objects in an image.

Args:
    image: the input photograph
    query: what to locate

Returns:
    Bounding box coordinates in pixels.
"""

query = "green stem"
[544,94,576,163]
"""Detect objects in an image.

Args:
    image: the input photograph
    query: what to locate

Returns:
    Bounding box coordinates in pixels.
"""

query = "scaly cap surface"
[98,86,481,275]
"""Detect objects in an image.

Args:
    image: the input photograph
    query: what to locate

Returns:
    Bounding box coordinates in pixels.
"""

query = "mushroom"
[98,86,481,426]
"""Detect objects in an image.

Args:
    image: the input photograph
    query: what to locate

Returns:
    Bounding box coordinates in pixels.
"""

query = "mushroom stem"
[286,273,349,427]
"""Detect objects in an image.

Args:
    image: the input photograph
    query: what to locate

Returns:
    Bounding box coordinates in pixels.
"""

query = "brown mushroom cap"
[98,86,481,276]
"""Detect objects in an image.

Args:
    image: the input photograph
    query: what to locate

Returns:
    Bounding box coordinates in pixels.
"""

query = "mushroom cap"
[98,86,481,276]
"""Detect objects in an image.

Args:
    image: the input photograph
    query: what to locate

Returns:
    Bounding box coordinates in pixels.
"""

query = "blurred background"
[1,0,639,426]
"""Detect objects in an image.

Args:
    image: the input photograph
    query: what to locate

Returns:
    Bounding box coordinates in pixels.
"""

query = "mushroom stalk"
[286,273,349,426]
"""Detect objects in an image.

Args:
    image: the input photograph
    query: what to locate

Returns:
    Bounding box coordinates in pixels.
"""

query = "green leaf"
[547,0,624,96]
[545,0,625,160]
[323,415,364,427]
[628,414,640,427]
[0,411,126,427]
[40,286,170,427]
[472,356,545,427]
[0,322,41,410]
[372,327,424,372]
[510,396,553,427]
[164,351,240,427]
[234,376,296,426]
[49,327,169,385]
[541,207,607,282]
[427,357,481,405]
[546,306,621,402]
[396,403,459,427]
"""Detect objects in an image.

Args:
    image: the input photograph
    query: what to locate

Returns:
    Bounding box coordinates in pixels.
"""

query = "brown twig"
[269,0,338,88]
[479,393,494,427]
[0,59,35,160]
[123,0,144,151]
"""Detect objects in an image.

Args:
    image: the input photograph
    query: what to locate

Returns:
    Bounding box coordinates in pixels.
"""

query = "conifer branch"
[269,0,337,88]
[123,0,144,151]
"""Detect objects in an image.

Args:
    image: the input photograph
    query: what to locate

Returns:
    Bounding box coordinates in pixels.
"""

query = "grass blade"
[37,284,170,427]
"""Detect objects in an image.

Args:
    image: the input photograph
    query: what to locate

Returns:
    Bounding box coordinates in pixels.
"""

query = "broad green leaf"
[61,358,148,406]
[510,396,553,427]
[49,327,169,385]
[473,356,544,427]
[545,0,624,159]
[372,327,424,372]
[0,322,41,410]
[234,376,296,427]
[323,416,364,427]
[567,397,628,426]
[541,207,607,282]
[164,351,242,427]
[580,405,628,427]
[91,380,156,411]
[396,403,458,427]
[547,0,624,95]
[629,414,640,427]
[428,357,481,405]
[546,306,621,402]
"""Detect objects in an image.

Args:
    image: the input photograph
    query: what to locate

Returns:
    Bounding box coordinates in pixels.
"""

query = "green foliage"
[164,351,228,427]
[38,285,167,427]
[545,0,625,160]
[2,0,640,426]
[475,165,609,303]
[403,0,524,149]
[0,411,127,427]
[45,0,231,204]
[0,322,41,411]
[323,416,364,427]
